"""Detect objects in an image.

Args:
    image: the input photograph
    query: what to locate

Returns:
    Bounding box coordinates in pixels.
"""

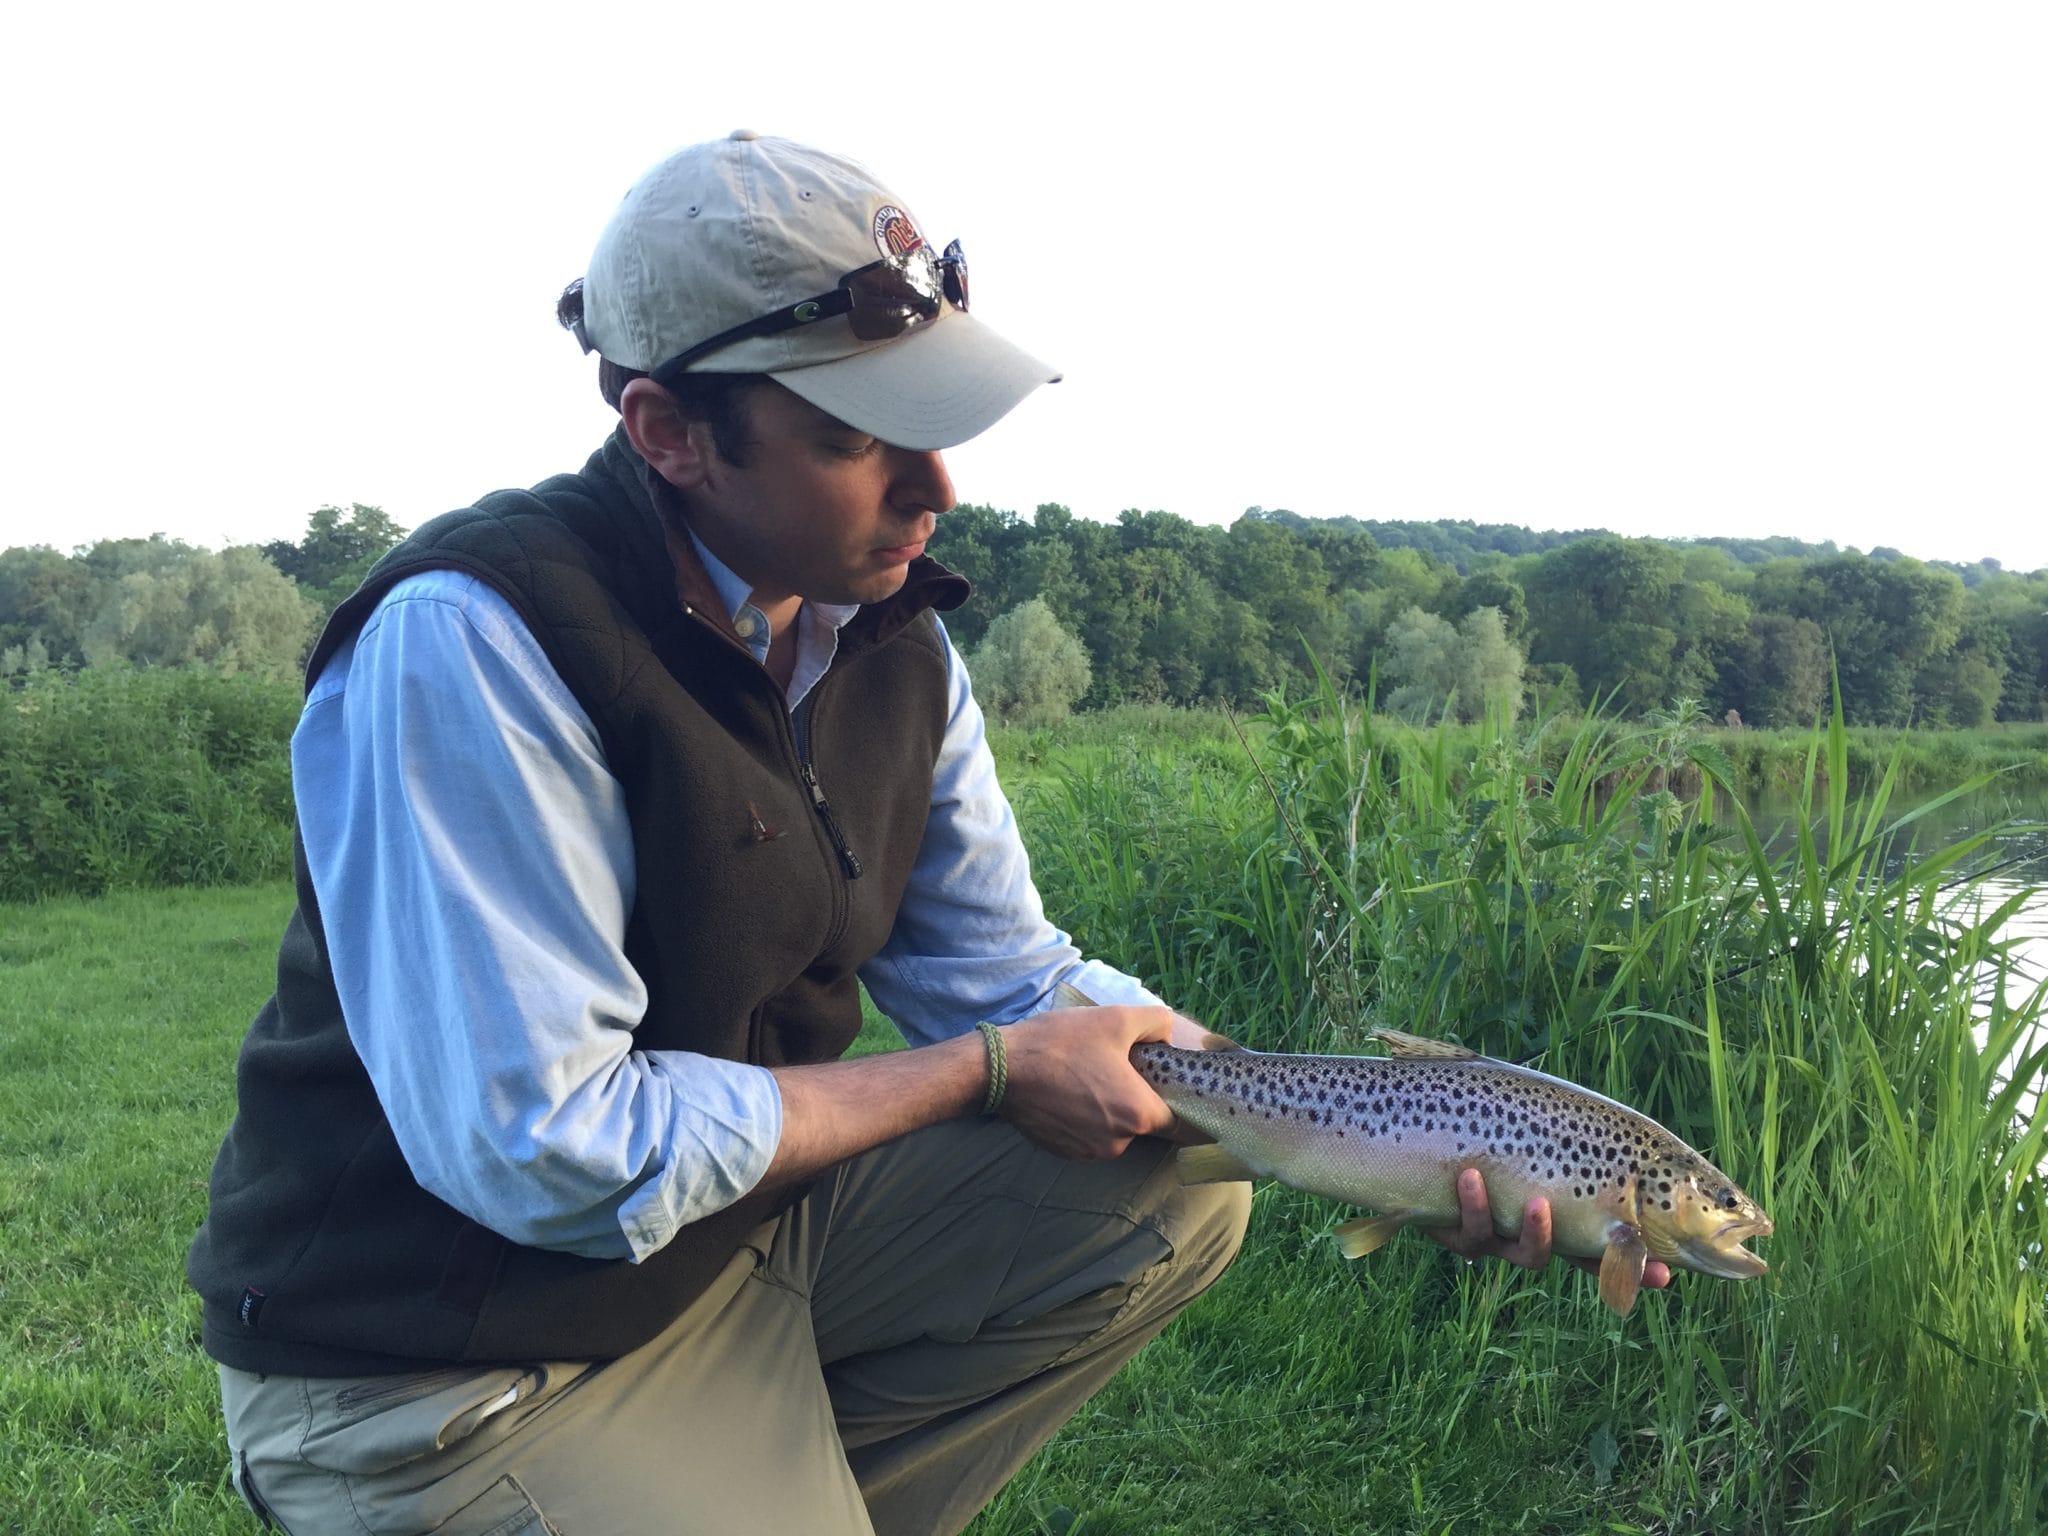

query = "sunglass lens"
[941,239,968,312]
[844,256,942,340]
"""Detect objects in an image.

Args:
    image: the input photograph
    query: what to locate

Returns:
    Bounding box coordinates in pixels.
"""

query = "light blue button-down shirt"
[293,533,1159,1262]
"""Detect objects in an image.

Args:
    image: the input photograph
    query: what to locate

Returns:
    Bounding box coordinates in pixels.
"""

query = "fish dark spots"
[1337,1129,1346,1138]
[1456,1142,1465,1153]
[1658,1181,1671,1194]
[1660,1199,1672,1210]
[1228,1107,1236,1116]
[1425,1119,1436,1133]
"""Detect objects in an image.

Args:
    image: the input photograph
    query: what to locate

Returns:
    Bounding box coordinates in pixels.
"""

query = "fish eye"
[1715,1187,1739,1210]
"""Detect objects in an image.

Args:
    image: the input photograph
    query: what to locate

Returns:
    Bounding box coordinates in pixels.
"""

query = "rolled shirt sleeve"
[294,571,781,1262]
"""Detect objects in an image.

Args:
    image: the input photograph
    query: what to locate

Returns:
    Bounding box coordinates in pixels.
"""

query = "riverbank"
[990,707,2048,800]
[3,693,2044,1531]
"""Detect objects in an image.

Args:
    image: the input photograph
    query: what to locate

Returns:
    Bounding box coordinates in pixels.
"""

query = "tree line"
[933,504,2048,727]
[4,502,2044,728]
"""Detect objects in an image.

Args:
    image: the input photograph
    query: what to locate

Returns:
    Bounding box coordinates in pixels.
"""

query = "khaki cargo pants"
[219,1118,1249,1535]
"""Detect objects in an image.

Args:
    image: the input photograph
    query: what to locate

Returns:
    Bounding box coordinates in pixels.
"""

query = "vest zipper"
[799,758,864,880]
[680,602,861,928]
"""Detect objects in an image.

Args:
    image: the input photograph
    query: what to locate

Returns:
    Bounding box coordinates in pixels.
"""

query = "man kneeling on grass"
[186,131,1613,1535]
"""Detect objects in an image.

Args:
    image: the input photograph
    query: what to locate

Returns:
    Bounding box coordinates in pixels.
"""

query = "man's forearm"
[761,1031,991,1191]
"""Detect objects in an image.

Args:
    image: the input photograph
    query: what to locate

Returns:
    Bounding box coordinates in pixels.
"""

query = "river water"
[1748,780,2048,1121]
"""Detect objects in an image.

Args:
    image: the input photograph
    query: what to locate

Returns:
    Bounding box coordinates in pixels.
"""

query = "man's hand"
[998,1004,1181,1161]
[1425,1168,1674,1290]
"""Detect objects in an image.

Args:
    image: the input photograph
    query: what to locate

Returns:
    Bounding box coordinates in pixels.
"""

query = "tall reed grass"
[0,666,299,900]
[1013,676,2047,1531]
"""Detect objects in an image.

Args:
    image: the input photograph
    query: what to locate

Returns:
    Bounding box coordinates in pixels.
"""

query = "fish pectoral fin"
[1331,1212,1411,1260]
[1599,1225,1648,1318]
[1175,1143,1259,1185]
[1369,1027,1480,1061]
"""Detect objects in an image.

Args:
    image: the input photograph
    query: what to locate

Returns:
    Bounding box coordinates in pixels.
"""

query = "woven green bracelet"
[976,1021,1007,1117]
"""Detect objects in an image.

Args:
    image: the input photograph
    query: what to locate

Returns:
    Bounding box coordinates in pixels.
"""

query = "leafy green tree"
[1722,612,1828,728]
[1956,572,2048,721]
[0,545,97,666]
[262,504,407,608]
[1383,607,1461,721]
[1218,515,1340,679]
[1442,571,1528,638]
[928,502,1028,649]
[78,533,201,584]
[1457,606,1525,721]
[968,598,1093,726]
[1343,546,1458,679]
[1526,537,1686,713]
[1756,554,1964,724]
[81,546,319,680]
[1383,605,1525,722]
[1913,648,2004,729]
[0,634,51,677]
[1012,538,1083,627]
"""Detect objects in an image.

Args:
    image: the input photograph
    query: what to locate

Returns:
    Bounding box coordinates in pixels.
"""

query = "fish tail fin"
[1331,1212,1410,1260]
[1174,1143,1258,1185]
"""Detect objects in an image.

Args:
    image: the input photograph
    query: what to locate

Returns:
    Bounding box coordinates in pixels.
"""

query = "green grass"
[0,883,290,1534]
[4,690,2046,1533]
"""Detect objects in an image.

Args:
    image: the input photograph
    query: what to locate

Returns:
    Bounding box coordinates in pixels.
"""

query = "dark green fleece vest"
[187,431,967,1375]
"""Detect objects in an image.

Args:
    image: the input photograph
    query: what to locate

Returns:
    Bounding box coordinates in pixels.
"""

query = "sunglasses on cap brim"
[651,239,968,385]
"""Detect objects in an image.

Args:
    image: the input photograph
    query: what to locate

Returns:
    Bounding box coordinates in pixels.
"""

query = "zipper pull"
[800,760,864,879]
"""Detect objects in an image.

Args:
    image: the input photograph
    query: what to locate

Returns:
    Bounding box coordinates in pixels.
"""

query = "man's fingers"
[1457,1169,1493,1248]
[1512,1197,1554,1271]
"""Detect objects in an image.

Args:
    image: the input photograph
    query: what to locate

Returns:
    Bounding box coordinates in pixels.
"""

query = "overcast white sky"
[2,4,2042,572]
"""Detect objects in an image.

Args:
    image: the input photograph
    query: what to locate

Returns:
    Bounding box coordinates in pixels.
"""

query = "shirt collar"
[683,527,861,636]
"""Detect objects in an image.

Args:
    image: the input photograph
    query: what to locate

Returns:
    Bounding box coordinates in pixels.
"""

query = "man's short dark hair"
[557,280,763,466]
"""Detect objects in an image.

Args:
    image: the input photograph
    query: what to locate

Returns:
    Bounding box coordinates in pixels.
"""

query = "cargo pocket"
[438,1474,559,1536]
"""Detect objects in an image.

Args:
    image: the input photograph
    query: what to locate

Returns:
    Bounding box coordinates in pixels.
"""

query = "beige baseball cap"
[577,130,1060,451]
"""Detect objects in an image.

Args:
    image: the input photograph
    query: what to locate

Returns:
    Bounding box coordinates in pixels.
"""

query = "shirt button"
[733,615,757,638]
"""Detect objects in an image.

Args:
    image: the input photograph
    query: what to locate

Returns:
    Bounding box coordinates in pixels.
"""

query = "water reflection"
[1748,782,2048,1124]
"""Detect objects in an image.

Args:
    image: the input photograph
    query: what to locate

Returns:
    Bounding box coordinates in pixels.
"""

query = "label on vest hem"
[238,1286,267,1328]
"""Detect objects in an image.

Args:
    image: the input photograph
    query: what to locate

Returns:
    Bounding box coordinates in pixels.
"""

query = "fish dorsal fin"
[1371,1027,1480,1061]
[1056,981,1243,1051]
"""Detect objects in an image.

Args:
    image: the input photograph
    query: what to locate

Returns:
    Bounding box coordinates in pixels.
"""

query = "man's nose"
[891,447,955,516]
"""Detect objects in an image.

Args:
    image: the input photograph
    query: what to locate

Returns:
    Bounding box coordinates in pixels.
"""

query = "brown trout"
[1078,990,1772,1315]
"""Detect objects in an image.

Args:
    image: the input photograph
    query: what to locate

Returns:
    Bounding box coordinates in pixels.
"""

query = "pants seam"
[291,1375,377,1536]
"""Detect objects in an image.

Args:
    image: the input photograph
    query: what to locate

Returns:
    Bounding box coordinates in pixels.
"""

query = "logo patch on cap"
[872,205,926,258]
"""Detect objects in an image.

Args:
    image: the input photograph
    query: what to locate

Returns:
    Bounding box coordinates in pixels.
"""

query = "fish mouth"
[1679,1217,1773,1279]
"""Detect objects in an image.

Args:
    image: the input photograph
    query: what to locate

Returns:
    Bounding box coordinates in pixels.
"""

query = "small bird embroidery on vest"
[745,800,786,844]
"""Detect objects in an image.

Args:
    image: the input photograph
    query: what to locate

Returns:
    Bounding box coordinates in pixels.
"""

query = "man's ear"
[620,378,713,491]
